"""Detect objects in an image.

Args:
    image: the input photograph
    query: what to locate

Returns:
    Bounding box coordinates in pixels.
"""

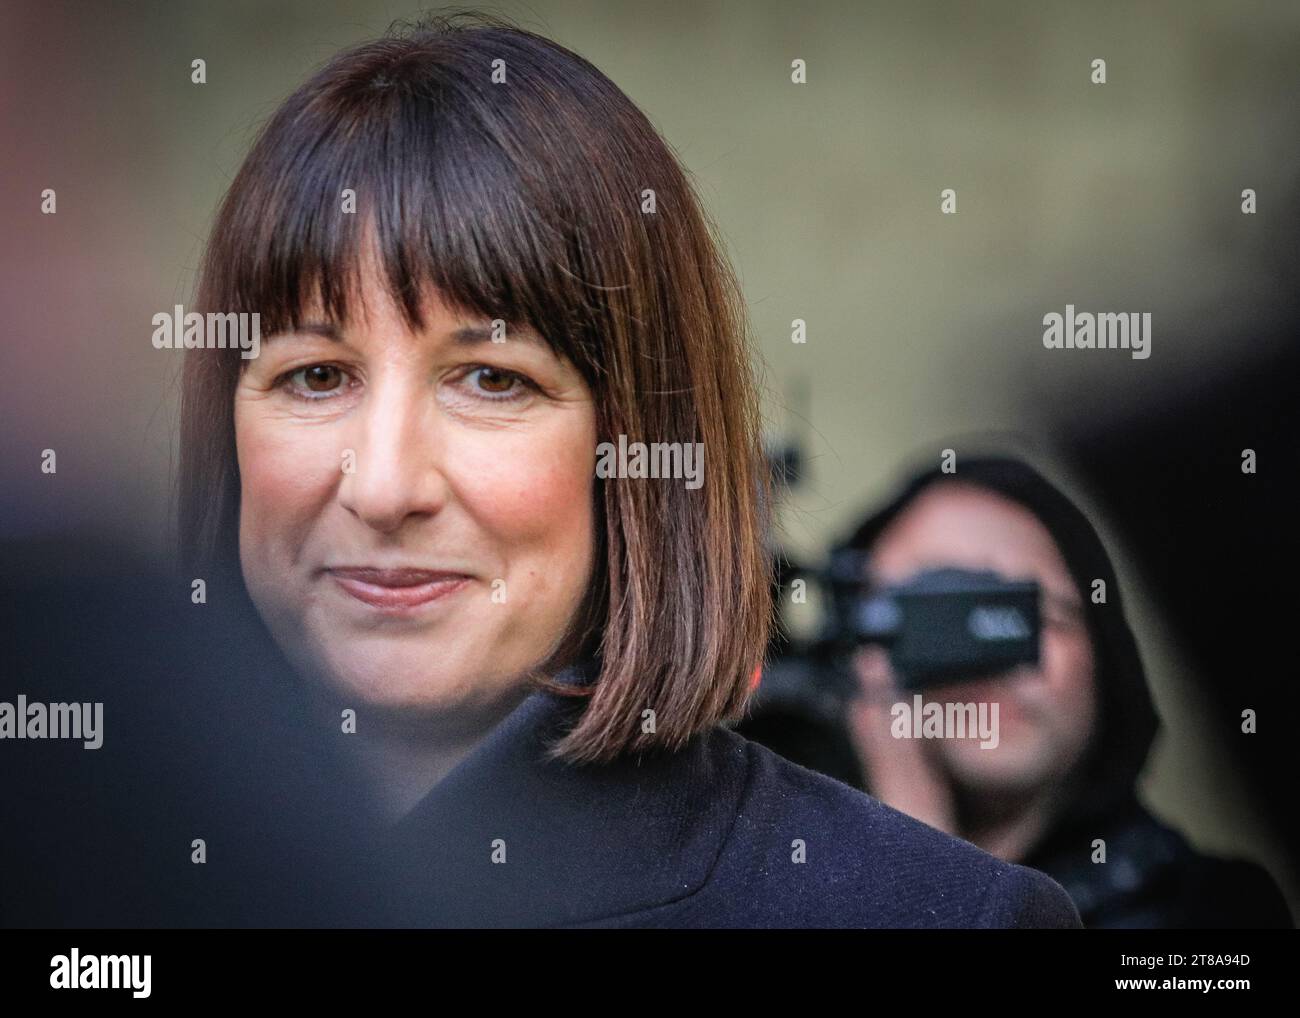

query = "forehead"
[868,482,1074,591]
[269,257,548,350]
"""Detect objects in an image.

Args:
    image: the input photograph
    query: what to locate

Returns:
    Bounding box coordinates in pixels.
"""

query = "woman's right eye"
[279,364,351,399]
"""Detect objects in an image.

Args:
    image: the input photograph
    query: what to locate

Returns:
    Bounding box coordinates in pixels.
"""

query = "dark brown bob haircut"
[179,11,772,764]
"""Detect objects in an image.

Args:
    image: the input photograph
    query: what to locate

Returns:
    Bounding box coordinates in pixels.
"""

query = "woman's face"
[234,253,598,723]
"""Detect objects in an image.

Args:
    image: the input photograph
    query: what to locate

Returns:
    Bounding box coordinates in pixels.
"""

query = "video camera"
[754,414,1039,720]
[745,429,1043,782]
[823,550,1041,691]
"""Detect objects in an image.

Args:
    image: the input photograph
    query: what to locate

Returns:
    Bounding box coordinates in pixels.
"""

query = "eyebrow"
[262,321,545,347]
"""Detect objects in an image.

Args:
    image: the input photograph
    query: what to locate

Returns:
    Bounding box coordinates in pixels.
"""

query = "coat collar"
[377,663,751,926]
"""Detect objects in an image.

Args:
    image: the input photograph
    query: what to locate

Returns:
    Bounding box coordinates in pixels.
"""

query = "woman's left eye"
[464,366,534,400]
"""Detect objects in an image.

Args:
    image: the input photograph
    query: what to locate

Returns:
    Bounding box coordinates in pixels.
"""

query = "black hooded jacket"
[837,455,1293,929]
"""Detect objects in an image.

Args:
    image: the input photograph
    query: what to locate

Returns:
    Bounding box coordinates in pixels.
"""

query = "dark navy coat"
[380,678,1083,929]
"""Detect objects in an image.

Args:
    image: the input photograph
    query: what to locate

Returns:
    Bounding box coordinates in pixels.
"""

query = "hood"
[837,454,1160,838]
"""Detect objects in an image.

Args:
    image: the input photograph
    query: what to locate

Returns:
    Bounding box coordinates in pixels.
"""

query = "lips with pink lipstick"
[327,567,471,611]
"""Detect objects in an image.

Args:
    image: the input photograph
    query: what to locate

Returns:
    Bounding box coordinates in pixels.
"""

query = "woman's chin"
[298,647,514,715]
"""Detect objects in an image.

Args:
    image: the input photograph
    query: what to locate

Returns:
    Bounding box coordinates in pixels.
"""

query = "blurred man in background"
[799,456,1290,928]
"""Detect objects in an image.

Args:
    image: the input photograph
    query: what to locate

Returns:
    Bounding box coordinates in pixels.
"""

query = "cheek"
[234,406,339,551]
[1041,630,1097,730]
[451,424,596,579]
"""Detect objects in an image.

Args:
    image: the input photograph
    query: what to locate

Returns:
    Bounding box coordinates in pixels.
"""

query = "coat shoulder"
[636,726,1083,929]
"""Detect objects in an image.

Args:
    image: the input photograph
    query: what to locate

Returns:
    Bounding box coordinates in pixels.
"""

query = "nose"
[336,385,448,533]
